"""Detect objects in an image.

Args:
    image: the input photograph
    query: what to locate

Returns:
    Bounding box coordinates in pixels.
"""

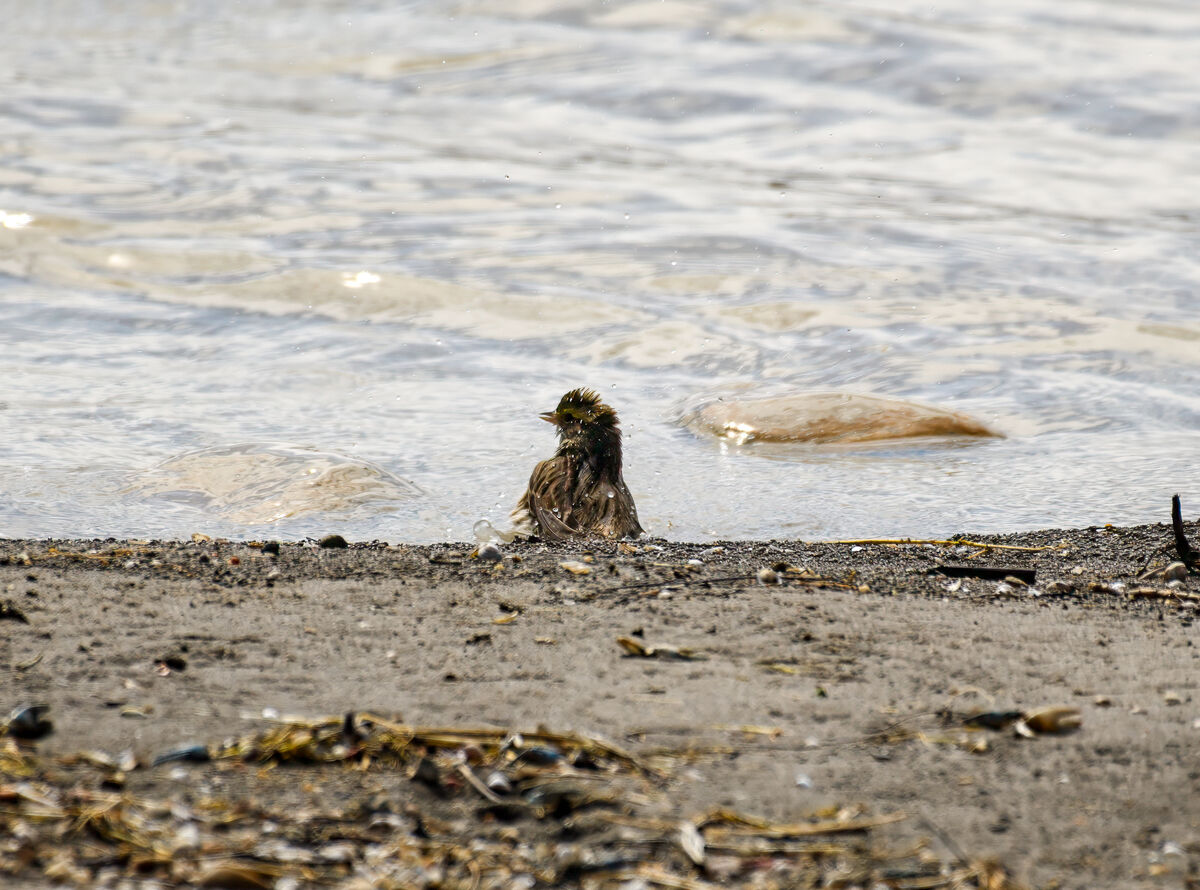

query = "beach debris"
[678,820,706,865]
[617,636,707,660]
[13,652,44,671]
[2,704,53,740]
[318,534,348,549]
[1015,706,1082,737]
[0,711,1024,889]
[1171,494,1198,570]
[756,567,779,585]
[1129,586,1200,602]
[0,600,29,623]
[758,660,802,675]
[156,654,188,672]
[68,749,137,772]
[963,710,1023,731]
[960,705,1081,737]
[474,542,504,563]
[936,564,1036,584]
[560,560,592,575]
[152,743,212,767]
[197,862,276,889]
[261,540,280,555]
[1139,561,1190,582]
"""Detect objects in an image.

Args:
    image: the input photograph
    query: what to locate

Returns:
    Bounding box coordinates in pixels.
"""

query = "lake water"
[3,0,1199,544]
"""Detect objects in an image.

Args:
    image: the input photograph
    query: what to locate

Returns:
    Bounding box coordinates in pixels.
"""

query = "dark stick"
[1171,494,1198,569]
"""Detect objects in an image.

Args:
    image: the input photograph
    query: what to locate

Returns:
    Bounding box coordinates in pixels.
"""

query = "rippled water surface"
[3,0,1199,543]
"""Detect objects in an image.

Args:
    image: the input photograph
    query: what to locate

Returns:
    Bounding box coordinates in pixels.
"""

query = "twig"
[14,653,44,671]
[1171,495,1198,570]
[456,763,502,803]
[703,811,907,839]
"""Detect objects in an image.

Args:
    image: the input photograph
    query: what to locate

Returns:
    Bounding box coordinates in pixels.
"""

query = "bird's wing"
[524,457,579,542]
[587,478,643,539]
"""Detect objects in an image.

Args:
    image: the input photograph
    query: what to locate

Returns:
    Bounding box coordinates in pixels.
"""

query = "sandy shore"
[2,522,1198,889]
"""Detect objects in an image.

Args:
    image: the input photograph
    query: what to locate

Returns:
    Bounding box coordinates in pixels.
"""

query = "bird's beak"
[539,411,558,424]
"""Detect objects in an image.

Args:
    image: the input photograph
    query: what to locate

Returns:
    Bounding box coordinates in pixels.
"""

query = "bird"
[511,388,643,541]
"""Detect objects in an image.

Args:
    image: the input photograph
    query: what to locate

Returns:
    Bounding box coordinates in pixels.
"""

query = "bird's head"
[542,388,622,465]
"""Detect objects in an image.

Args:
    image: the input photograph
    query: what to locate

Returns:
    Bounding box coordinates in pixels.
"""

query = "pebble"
[476,543,503,564]
[756,567,779,585]
[1162,562,1189,581]
[318,534,348,549]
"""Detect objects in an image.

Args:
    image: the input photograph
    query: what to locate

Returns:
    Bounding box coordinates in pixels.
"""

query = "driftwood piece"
[1171,494,1198,570]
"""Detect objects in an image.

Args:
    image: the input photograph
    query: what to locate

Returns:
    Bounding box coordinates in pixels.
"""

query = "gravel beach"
[2,522,1198,889]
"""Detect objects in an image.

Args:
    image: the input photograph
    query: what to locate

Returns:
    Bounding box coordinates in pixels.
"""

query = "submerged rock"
[682,392,1001,445]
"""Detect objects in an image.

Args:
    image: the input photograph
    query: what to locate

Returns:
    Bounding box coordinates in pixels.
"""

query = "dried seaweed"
[0,714,1026,889]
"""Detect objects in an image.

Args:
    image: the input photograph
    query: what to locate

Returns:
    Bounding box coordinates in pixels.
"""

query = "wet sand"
[2,523,1198,888]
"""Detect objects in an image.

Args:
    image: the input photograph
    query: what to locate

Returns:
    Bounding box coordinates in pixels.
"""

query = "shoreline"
[3,522,1198,888]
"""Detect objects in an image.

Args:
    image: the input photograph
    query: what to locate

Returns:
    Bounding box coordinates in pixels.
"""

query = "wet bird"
[512,388,643,541]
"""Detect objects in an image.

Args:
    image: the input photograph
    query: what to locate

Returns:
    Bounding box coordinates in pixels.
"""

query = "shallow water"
[2,0,1199,543]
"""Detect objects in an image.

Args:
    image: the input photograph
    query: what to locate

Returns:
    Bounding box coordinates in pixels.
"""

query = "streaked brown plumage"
[512,388,643,541]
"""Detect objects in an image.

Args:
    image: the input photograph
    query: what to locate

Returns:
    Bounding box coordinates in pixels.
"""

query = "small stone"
[0,600,29,623]
[262,541,280,556]
[485,771,512,794]
[475,543,503,564]
[757,567,779,585]
[1162,562,1189,581]
[1164,690,1182,706]
[318,534,348,549]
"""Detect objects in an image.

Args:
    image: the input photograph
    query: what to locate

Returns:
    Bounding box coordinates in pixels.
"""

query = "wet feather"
[512,388,643,541]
